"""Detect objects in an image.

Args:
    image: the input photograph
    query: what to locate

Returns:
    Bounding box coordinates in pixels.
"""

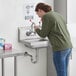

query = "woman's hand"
[34,25,39,30]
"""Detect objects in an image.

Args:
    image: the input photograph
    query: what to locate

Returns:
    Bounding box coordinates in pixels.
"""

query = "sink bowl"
[18,27,48,48]
[20,38,48,48]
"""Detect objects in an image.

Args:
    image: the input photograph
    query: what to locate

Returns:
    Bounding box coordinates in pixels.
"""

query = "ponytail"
[35,3,52,12]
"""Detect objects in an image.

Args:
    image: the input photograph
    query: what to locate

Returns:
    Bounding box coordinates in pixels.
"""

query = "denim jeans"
[53,48,72,76]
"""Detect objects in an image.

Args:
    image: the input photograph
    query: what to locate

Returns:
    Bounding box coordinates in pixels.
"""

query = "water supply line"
[24,48,39,64]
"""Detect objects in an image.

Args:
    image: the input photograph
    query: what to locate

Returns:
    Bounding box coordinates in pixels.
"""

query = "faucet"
[26,20,36,36]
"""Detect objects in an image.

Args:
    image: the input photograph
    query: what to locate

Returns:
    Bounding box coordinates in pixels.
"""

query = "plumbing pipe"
[24,48,39,64]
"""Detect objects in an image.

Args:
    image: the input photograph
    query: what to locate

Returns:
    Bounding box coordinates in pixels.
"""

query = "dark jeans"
[53,48,72,76]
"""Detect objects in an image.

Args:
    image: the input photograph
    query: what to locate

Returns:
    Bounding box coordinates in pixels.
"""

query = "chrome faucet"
[26,21,36,36]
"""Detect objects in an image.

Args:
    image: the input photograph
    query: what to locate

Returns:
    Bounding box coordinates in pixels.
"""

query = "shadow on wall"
[67,23,76,48]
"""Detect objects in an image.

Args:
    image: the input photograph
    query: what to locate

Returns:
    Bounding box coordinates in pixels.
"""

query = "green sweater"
[36,11,72,51]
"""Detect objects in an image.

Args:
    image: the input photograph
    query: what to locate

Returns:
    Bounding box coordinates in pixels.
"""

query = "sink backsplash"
[18,26,40,41]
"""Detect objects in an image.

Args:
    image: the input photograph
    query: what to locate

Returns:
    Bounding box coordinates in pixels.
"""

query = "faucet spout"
[31,22,35,31]
[26,21,36,36]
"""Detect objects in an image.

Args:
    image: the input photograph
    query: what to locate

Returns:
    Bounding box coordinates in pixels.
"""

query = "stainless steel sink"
[20,38,48,48]
[18,27,48,49]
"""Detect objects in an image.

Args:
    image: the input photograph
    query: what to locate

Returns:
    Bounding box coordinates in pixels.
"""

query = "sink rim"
[20,38,48,48]
[22,38,48,42]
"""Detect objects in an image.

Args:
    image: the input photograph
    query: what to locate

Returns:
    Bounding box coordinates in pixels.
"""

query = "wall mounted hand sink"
[18,27,48,49]
[20,38,48,48]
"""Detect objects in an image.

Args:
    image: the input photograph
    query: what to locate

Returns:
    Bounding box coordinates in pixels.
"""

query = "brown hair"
[35,3,52,12]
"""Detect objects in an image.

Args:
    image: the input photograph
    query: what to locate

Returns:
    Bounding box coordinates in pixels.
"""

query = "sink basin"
[20,38,48,48]
[18,27,48,49]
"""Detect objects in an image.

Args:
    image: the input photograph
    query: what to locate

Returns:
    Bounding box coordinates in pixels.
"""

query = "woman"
[34,2,72,76]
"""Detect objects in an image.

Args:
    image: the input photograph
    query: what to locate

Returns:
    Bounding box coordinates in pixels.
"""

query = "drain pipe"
[24,48,39,64]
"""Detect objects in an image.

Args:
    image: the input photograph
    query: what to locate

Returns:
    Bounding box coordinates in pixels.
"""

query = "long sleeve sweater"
[35,11,72,51]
